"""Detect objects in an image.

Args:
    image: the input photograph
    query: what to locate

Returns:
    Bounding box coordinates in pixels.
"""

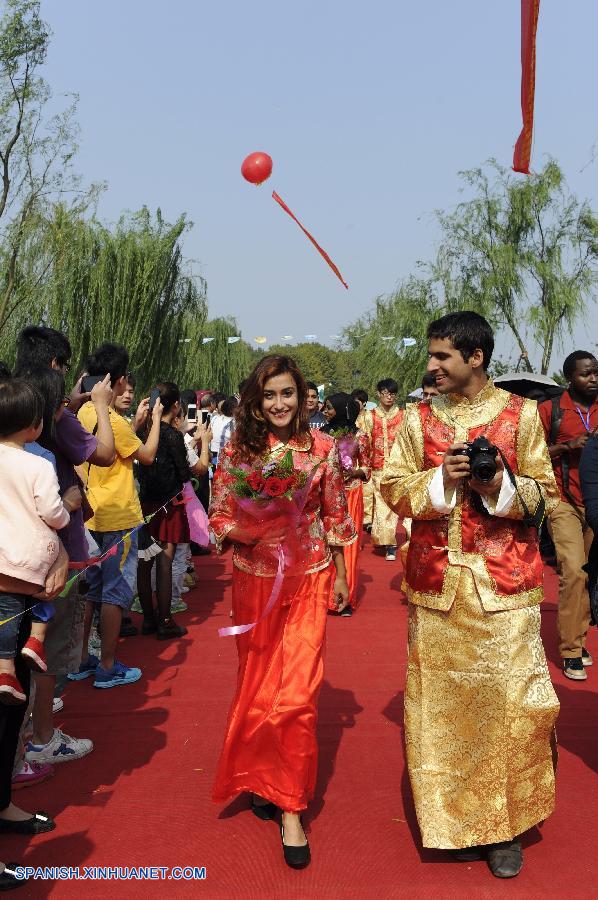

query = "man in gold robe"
[357,379,403,559]
[381,312,560,879]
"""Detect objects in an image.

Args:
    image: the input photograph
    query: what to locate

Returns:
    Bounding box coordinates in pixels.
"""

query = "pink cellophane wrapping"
[182,481,210,547]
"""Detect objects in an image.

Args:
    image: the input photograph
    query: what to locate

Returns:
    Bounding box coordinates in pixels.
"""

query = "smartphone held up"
[149,388,161,411]
[80,374,104,394]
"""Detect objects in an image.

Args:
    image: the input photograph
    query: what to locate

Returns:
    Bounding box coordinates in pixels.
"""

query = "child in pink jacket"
[0,380,78,703]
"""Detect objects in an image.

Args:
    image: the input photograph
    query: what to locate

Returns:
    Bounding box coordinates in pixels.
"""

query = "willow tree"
[435,160,598,374]
[0,1,96,340]
[7,204,207,391]
[342,278,452,398]
[181,315,257,394]
[267,341,357,391]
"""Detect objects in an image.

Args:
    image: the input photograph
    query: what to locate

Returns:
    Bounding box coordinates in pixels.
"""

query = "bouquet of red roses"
[227,450,317,568]
[219,452,319,637]
[229,450,309,501]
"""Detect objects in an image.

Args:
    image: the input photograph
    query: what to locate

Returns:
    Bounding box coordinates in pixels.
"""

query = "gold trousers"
[405,569,559,849]
[362,477,373,525]
[371,470,399,547]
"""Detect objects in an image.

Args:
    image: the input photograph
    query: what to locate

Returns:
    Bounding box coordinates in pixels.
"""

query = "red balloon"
[241,152,273,185]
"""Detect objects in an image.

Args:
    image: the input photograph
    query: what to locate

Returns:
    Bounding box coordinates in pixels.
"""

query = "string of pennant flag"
[0,488,196,632]
[191,335,418,347]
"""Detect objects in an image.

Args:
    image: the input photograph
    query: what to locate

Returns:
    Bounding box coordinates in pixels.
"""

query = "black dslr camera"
[463,436,499,483]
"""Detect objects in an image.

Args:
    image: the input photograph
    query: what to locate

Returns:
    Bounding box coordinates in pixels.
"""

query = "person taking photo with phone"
[136,382,194,640]
[71,343,162,690]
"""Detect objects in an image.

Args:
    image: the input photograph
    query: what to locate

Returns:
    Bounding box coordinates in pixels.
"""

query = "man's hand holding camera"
[442,440,503,498]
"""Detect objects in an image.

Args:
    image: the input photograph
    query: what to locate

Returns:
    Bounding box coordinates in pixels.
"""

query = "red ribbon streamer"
[513,0,541,175]
[272,191,348,289]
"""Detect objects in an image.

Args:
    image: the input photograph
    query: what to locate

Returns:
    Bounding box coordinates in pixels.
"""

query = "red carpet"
[5,539,598,899]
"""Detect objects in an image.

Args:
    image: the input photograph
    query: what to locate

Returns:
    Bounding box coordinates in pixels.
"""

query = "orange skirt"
[328,485,363,610]
[212,564,334,812]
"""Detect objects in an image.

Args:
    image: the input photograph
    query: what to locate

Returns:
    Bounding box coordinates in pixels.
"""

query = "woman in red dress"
[209,356,356,869]
[321,393,371,615]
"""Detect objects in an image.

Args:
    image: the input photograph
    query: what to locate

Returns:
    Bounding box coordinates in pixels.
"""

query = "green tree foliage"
[192,316,257,394]
[0,1,97,337]
[342,278,457,398]
[0,205,207,390]
[344,160,598,392]
[434,160,598,374]
[267,341,358,393]
[0,203,261,395]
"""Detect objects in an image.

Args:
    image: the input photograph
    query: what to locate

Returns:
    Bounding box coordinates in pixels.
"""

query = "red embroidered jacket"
[358,406,403,471]
[209,429,356,577]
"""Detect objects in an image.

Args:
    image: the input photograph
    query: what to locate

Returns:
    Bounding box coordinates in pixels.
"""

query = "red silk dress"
[328,430,372,610]
[209,429,356,812]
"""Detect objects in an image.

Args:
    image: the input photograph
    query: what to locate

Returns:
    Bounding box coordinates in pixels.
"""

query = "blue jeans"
[0,593,44,659]
[86,529,139,610]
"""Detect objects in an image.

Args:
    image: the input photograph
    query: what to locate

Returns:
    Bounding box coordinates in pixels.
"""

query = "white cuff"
[428,465,456,512]
[481,472,516,516]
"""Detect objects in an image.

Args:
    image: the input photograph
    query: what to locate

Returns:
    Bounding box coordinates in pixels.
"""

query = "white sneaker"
[385,547,397,561]
[25,728,93,764]
[562,658,587,681]
[52,697,64,714]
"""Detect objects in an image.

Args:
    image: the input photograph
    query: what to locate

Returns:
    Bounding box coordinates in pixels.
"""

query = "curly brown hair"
[231,355,310,461]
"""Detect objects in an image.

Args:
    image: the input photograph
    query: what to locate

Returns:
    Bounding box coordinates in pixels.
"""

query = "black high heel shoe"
[280,817,310,869]
[250,794,277,821]
[0,862,26,891]
[0,812,55,835]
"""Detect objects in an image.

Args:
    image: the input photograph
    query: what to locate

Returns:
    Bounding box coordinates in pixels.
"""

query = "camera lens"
[471,456,497,482]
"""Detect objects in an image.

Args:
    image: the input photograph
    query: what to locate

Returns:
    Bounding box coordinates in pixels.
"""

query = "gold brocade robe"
[358,405,403,546]
[380,381,560,849]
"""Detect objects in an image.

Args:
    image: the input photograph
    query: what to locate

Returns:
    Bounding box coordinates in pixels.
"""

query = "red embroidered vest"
[407,394,544,602]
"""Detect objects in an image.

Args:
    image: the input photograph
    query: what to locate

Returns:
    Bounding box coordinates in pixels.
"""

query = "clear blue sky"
[41,0,598,364]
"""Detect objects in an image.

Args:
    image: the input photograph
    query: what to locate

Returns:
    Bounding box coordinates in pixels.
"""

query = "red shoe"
[12,760,54,790]
[0,673,26,704]
[21,637,47,673]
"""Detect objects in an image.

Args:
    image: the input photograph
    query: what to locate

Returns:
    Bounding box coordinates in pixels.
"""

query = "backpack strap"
[549,394,563,446]
[548,393,585,515]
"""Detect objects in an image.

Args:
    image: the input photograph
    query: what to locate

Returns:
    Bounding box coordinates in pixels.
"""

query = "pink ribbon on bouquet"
[218,546,285,637]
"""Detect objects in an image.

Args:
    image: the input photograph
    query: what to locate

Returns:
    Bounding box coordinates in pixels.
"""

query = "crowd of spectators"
[0,324,239,888]
[0,321,597,887]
